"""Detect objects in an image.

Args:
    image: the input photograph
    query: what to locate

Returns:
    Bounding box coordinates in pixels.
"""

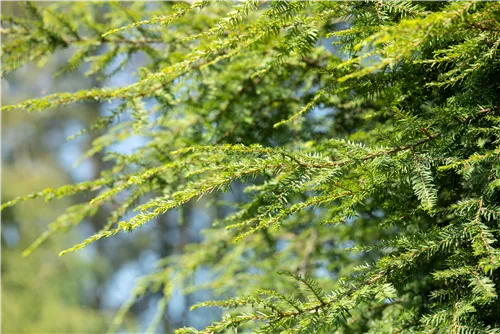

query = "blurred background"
[1,2,222,333]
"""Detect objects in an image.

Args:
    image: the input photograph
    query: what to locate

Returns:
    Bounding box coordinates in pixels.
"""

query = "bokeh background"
[1,2,223,333]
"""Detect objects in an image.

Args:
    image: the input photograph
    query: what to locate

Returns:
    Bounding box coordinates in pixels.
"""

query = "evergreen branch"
[468,198,499,271]
[411,155,438,212]
[273,89,326,128]
[101,1,210,37]
[282,271,327,305]
[0,174,126,211]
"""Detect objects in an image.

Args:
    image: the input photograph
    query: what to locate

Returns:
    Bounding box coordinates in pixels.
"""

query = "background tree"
[2,1,500,333]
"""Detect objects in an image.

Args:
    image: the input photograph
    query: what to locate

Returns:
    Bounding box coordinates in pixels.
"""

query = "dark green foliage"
[2,1,500,332]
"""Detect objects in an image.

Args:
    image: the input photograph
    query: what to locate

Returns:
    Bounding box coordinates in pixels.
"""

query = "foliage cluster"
[2,1,500,332]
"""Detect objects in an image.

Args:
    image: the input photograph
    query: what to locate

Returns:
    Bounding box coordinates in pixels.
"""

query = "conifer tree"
[2,1,500,332]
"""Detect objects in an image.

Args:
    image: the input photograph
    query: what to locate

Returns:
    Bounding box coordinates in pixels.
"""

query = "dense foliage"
[2,1,500,332]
